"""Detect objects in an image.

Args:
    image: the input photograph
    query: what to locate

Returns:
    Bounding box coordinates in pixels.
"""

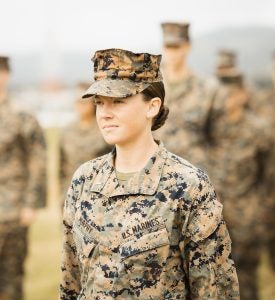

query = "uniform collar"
[91,142,168,197]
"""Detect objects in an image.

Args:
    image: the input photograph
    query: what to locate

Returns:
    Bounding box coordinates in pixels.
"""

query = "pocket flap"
[73,223,98,258]
[119,227,169,260]
[81,238,98,258]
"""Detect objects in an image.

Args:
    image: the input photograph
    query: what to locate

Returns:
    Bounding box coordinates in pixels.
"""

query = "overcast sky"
[1,0,275,54]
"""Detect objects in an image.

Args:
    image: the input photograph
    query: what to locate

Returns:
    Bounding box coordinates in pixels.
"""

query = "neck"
[165,61,190,83]
[115,132,158,173]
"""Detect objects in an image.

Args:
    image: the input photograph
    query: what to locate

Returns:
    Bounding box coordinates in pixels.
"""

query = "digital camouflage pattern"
[0,99,46,221]
[156,73,211,170]
[0,223,28,300]
[0,98,46,300]
[82,48,162,99]
[60,143,239,299]
[60,120,111,198]
[205,81,271,300]
[161,22,190,46]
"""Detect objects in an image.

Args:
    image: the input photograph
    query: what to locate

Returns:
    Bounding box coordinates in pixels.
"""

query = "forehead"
[94,93,145,102]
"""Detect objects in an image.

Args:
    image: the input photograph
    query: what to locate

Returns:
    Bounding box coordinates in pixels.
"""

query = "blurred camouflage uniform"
[60,48,239,299]
[0,56,46,300]
[60,120,110,198]
[205,63,271,300]
[253,54,275,272]
[156,23,210,170]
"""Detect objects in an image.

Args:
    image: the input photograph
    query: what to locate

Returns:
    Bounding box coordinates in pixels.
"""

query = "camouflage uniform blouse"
[60,143,239,300]
[0,99,46,222]
[205,85,272,243]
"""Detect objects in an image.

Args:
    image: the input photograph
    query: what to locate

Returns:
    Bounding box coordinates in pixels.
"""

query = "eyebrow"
[94,96,126,101]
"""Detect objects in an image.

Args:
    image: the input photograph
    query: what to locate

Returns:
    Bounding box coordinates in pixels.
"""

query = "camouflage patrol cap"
[0,56,10,71]
[82,48,162,98]
[161,22,190,46]
[216,50,237,69]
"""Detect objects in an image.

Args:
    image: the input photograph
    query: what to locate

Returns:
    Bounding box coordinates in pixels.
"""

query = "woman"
[60,48,239,299]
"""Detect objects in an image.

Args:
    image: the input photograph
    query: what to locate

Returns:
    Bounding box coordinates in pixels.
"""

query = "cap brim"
[82,79,151,98]
[215,68,241,78]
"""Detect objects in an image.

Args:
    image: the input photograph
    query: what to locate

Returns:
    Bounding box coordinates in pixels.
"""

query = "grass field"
[24,128,275,300]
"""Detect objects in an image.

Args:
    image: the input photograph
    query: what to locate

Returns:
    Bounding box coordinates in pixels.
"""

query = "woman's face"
[94,93,157,146]
[163,42,190,67]
[0,70,10,91]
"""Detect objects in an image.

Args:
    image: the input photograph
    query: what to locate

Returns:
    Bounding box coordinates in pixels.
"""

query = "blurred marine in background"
[0,56,46,300]
[205,50,272,300]
[156,22,210,170]
[59,82,110,207]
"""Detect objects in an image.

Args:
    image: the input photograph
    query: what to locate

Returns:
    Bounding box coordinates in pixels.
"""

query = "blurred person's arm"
[20,112,47,226]
[59,137,69,203]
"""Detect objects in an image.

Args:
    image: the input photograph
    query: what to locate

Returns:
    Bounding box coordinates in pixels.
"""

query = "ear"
[146,97,161,119]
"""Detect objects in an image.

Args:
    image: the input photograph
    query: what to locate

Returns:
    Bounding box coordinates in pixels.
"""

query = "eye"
[113,99,125,104]
[93,97,103,106]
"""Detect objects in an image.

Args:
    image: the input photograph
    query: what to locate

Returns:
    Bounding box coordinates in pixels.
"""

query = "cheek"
[96,108,101,123]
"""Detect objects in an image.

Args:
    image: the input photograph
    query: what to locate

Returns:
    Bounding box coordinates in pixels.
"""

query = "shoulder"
[164,150,222,241]
[71,152,111,188]
[12,107,41,128]
[189,73,207,89]
[164,150,213,195]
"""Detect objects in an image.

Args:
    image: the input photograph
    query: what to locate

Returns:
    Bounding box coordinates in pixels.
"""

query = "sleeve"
[59,134,69,198]
[181,173,240,299]
[21,113,47,208]
[59,171,83,299]
[186,81,216,169]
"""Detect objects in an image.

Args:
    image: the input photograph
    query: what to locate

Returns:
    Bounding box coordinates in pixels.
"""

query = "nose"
[97,101,114,119]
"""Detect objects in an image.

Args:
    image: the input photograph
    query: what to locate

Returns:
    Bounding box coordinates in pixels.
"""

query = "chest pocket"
[117,227,170,297]
[73,223,99,284]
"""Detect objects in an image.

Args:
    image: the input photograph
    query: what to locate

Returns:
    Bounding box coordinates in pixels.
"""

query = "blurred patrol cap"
[0,56,10,71]
[82,48,162,98]
[161,22,190,46]
[215,49,241,79]
[216,49,237,70]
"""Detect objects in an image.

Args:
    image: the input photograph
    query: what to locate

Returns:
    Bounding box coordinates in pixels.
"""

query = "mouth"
[102,125,119,130]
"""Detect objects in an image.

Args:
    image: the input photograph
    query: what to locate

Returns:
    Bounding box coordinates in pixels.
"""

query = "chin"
[104,136,129,146]
[102,135,120,145]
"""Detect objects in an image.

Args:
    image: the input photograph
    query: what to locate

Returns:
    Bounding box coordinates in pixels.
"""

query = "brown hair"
[142,82,169,131]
